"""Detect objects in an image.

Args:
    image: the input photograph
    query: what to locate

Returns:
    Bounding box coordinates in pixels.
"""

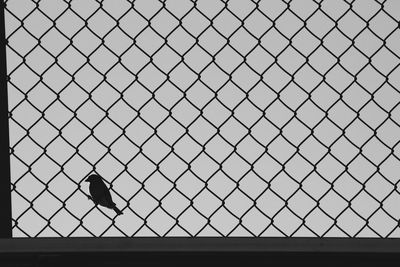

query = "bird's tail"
[113,206,123,215]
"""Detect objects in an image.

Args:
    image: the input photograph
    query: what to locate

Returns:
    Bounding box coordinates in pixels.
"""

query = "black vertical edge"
[0,0,12,238]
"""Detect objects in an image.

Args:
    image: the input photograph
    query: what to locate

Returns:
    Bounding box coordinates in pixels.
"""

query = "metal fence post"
[0,0,12,238]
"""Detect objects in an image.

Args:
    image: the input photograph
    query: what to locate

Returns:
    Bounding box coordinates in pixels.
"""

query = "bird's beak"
[85,178,90,182]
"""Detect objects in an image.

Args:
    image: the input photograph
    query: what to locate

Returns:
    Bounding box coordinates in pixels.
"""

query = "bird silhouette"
[85,174,123,216]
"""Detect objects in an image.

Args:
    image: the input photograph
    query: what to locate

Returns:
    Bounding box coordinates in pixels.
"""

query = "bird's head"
[85,174,100,183]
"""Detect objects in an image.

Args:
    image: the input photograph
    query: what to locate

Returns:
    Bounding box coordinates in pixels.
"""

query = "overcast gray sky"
[5,0,400,237]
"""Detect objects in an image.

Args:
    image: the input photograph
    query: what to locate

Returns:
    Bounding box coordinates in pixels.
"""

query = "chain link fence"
[4,0,400,237]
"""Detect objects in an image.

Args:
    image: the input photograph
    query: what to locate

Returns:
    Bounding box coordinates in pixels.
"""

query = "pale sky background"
[4,0,400,237]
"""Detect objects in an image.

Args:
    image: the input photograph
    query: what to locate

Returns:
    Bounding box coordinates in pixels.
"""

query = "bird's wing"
[90,179,116,208]
[103,187,115,207]
[97,195,115,208]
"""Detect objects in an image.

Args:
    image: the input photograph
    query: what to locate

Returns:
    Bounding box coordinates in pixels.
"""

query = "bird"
[85,174,123,216]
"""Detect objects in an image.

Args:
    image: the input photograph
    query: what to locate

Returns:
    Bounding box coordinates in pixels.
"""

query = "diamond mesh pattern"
[4,0,400,237]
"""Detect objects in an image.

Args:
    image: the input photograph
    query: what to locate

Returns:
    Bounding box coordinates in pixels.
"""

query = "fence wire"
[4,0,400,237]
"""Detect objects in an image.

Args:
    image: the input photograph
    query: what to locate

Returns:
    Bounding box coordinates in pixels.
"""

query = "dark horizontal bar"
[1,237,400,253]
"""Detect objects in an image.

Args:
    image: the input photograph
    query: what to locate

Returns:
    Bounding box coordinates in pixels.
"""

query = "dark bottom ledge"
[1,238,400,267]
[1,251,400,267]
